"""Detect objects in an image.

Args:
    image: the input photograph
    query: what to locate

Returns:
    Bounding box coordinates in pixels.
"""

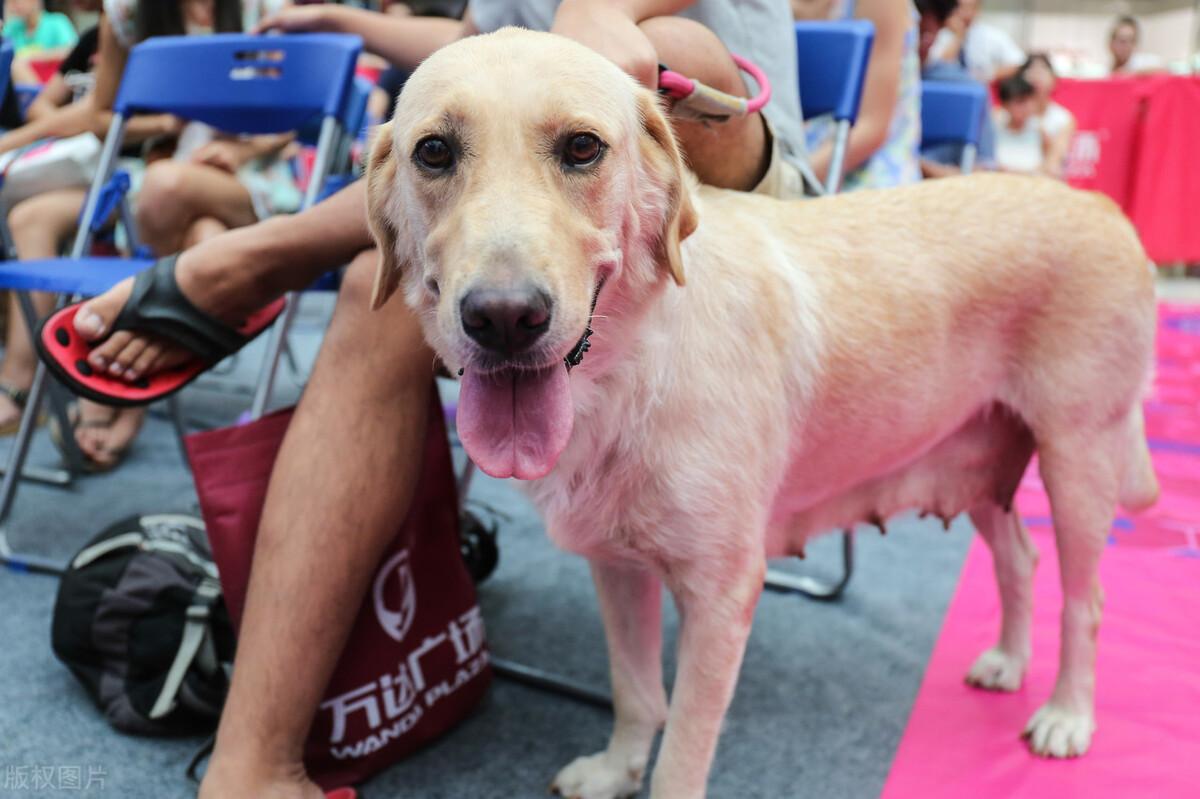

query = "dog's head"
[366,28,697,480]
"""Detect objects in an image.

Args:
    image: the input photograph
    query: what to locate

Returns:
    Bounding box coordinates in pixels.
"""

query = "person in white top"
[928,0,1023,83]
[1109,15,1164,75]
[993,73,1044,174]
[1019,53,1074,178]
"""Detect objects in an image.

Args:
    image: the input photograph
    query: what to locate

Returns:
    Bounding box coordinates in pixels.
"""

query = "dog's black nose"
[460,286,552,355]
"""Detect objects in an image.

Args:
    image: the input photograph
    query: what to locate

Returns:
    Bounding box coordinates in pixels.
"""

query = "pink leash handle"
[658,53,771,121]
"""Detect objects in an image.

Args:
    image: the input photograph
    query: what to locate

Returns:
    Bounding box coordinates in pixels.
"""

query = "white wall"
[979,6,1198,75]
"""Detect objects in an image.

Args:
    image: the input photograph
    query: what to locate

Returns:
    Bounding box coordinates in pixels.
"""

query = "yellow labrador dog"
[366,28,1158,799]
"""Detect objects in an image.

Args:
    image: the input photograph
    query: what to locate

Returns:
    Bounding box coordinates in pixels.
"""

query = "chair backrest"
[114,33,362,134]
[0,41,13,100]
[71,34,362,263]
[793,20,875,124]
[920,81,988,148]
[298,75,372,148]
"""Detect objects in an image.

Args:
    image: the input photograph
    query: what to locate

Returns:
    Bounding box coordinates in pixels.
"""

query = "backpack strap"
[149,577,221,720]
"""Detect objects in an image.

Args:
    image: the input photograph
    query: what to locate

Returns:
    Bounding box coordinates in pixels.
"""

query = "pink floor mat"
[881,305,1200,798]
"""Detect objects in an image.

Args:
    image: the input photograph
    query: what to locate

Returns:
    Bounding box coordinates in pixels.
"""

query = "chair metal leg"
[0,362,51,527]
[491,657,611,710]
[166,395,190,470]
[0,361,70,576]
[457,460,476,514]
[960,143,978,176]
[249,293,300,420]
[281,335,300,377]
[764,531,855,601]
[16,293,89,475]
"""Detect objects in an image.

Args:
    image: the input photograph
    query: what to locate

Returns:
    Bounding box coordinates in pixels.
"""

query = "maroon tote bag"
[185,391,491,790]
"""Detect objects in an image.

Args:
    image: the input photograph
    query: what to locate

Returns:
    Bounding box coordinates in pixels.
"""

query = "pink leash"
[658,54,771,122]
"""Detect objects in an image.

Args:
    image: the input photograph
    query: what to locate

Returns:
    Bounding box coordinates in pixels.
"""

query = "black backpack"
[51,513,235,735]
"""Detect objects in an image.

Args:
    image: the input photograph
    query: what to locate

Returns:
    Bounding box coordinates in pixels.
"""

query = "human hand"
[253,5,337,34]
[551,0,659,89]
[157,115,186,137]
[190,140,254,174]
[944,8,968,37]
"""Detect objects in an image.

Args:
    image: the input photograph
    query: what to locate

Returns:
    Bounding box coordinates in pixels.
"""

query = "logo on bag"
[373,550,417,643]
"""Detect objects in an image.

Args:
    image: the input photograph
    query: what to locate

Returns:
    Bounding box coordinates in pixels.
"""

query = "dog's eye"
[414,137,454,171]
[563,133,604,168]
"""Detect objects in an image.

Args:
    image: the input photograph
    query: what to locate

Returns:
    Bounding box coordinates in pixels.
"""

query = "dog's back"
[627,173,1159,551]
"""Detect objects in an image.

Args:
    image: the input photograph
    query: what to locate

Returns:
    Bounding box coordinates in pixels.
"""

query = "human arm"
[549,0,697,89]
[808,0,911,182]
[254,5,472,71]
[920,158,961,179]
[928,12,965,64]
[990,27,1025,82]
[24,73,73,122]
[0,16,134,155]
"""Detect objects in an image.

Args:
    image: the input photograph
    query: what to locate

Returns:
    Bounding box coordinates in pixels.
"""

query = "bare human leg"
[0,189,87,428]
[73,180,372,380]
[198,249,436,798]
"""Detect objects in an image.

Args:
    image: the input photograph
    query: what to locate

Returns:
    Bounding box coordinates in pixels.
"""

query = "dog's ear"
[366,121,403,310]
[637,91,698,287]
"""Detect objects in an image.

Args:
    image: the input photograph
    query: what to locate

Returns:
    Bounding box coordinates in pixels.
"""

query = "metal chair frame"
[0,33,363,573]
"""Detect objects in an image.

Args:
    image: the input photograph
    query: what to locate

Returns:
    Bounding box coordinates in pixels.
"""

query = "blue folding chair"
[920,80,988,174]
[793,20,875,195]
[0,33,362,573]
[764,21,875,602]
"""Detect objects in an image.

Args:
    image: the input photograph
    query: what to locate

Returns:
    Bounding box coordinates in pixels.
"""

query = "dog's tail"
[1119,404,1159,513]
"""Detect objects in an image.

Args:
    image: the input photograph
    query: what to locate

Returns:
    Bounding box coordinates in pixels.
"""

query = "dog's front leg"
[649,557,765,799]
[552,560,668,799]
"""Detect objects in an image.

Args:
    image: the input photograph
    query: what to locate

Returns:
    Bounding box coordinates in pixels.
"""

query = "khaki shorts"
[752,118,810,201]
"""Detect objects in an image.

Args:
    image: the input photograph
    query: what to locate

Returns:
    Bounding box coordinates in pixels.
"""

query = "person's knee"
[8,193,72,253]
[136,161,192,231]
[8,197,46,239]
[336,249,380,310]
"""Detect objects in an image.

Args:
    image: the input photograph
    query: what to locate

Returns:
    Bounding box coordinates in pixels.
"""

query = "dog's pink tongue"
[458,365,573,480]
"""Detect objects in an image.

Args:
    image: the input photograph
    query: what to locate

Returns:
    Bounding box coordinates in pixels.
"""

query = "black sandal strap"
[0,382,29,408]
[110,255,252,363]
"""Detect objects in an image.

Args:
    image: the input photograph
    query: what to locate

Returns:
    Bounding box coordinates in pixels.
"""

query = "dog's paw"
[1023,702,1095,758]
[551,752,644,799]
[964,647,1027,692]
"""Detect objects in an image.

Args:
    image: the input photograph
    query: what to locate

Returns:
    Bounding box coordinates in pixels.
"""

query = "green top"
[4,12,79,55]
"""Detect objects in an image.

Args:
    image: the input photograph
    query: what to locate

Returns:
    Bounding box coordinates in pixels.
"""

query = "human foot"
[0,381,31,434]
[71,401,145,470]
[198,757,330,799]
[73,251,274,383]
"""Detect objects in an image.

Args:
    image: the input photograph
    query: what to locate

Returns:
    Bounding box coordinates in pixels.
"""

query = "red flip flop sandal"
[325,789,357,799]
[36,255,285,407]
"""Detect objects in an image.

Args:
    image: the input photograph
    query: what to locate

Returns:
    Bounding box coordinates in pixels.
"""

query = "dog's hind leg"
[649,554,765,799]
[1119,404,1159,512]
[552,561,668,799]
[1023,424,1125,758]
[965,502,1038,692]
